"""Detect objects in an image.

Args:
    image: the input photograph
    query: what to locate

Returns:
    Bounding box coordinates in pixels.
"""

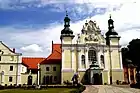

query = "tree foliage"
[122,39,140,69]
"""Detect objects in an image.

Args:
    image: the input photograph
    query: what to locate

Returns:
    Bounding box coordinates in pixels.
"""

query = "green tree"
[121,47,129,66]
[127,39,140,70]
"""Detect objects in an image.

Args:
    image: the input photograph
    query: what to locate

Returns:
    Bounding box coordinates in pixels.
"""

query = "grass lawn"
[0,88,77,93]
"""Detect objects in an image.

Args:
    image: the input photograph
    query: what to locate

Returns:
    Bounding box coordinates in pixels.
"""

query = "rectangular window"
[10,66,13,71]
[9,77,12,82]
[46,67,49,71]
[54,76,57,81]
[0,56,1,61]
[53,67,56,71]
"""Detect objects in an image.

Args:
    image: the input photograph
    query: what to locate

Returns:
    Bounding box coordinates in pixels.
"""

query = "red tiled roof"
[47,50,61,60]
[22,44,62,67]
[52,44,61,53]
[41,44,61,64]
[22,57,46,69]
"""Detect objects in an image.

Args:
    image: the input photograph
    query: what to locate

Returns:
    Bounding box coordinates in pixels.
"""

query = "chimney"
[13,48,15,53]
[52,41,53,53]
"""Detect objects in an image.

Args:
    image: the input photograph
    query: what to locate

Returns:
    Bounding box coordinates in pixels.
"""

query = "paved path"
[83,85,140,93]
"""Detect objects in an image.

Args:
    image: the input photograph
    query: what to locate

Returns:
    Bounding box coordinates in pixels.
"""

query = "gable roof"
[22,43,62,68]
[52,44,61,53]
[41,44,61,64]
[0,41,22,55]
[22,57,46,69]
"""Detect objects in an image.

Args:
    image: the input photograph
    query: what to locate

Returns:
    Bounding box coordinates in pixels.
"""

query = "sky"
[0,0,140,57]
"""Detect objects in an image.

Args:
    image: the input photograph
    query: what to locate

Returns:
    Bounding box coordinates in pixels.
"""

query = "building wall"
[40,64,61,84]
[21,74,37,85]
[0,42,23,85]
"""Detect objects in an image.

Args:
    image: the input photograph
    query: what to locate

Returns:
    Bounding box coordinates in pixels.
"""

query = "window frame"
[9,77,12,82]
[81,55,85,64]
[88,49,97,63]
[46,67,49,71]
[53,67,56,71]
[10,66,13,71]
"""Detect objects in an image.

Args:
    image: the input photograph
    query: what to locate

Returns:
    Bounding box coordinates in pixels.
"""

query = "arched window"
[100,55,105,67]
[88,49,97,64]
[81,55,85,64]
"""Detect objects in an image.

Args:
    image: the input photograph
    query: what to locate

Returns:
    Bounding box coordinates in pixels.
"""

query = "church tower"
[60,11,75,83]
[105,15,124,84]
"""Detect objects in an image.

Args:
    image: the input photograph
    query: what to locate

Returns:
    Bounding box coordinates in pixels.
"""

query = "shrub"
[0,85,4,90]
[130,83,137,88]
[130,83,140,88]
[18,84,21,88]
[70,83,86,93]
[122,82,128,85]
[116,80,120,85]
[63,80,72,86]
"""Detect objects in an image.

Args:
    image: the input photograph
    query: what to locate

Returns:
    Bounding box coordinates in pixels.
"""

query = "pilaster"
[78,50,82,69]
[119,49,123,69]
[71,48,75,71]
[85,48,89,69]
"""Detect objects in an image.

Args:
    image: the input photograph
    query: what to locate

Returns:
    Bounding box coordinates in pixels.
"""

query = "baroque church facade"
[0,13,124,86]
[60,13,124,84]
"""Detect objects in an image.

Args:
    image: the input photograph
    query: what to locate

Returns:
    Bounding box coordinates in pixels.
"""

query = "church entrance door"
[93,73,102,85]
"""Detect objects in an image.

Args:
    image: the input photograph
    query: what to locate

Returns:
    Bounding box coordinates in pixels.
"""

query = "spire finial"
[66,10,68,16]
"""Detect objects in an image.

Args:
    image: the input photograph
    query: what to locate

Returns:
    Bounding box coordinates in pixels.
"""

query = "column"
[119,50,123,69]
[37,63,40,85]
[78,51,82,70]
[85,48,89,69]
[1,71,4,85]
[71,48,74,71]
[128,68,131,84]
[97,50,101,68]
[61,49,64,84]
[61,49,64,70]
[133,68,136,83]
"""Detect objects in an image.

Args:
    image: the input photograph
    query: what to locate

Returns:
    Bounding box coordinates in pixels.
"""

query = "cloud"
[20,44,43,52]
[0,1,140,57]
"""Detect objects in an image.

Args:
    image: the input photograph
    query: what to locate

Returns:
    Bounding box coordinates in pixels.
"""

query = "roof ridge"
[22,57,46,58]
[53,43,61,45]
[53,50,61,54]
[0,41,21,55]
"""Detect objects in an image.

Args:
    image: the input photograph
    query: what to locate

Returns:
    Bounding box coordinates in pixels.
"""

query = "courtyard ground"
[83,85,140,93]
[0,88,76,93]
